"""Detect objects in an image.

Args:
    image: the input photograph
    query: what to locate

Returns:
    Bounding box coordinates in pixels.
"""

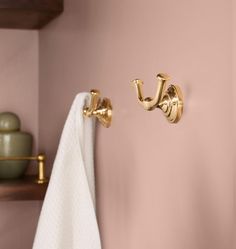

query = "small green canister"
[0,112,33,179]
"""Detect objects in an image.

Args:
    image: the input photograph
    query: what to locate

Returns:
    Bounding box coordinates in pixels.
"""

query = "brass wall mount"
[0,154,48,184]
[83,89,112,128]
[131,73,183,123]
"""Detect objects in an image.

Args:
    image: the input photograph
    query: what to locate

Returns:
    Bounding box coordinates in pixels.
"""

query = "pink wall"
[0,30,41,249]
[39,0,236,249]
[0,30,39,146]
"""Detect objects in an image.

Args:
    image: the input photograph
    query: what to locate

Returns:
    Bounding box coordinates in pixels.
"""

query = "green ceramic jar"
[0,112,33,179]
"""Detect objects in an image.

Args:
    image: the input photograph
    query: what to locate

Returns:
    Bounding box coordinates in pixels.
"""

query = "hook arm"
[131,73,170,111]
[83,89,100,116]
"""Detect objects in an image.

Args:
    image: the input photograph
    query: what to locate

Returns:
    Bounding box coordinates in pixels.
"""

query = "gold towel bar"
[0,154,48,184]
[83,90,112,128]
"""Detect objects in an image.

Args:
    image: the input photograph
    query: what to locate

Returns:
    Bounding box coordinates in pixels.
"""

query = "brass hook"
[131,73,183,123]
[83,90,112,128]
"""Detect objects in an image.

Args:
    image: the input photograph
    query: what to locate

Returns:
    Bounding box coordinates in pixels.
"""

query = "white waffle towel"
[33,93,101,249]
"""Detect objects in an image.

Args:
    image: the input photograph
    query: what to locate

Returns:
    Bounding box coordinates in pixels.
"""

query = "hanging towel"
[33,93,101,249]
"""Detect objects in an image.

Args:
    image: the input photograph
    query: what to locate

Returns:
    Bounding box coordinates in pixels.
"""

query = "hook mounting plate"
[159,85,183,123]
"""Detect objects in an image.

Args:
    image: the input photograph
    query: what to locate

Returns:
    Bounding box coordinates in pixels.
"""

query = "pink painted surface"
[0,30,39,147]
[0,30,41,249]
[39,0,236,249]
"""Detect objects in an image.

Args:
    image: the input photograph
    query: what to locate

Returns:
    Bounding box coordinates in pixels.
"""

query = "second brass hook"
[131,73,183,123]
[83,90,112,128]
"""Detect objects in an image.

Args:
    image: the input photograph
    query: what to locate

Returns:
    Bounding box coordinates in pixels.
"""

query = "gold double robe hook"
[83,90,112,128]
[131,73,183,123]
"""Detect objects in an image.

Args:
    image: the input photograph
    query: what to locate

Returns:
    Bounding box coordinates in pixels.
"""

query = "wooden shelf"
[0,0,63,29]
[0,175,48,201]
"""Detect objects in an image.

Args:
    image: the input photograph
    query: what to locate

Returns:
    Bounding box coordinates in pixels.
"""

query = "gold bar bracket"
[0,154,49,184]
[131,73,184,123]
[83,89,112,128]
[35,154,48,184]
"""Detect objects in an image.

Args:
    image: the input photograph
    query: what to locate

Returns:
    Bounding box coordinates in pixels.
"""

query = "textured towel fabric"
[33,93,101,249]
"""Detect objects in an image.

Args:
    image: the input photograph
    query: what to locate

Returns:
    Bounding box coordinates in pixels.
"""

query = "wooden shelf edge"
[0,0,63,30]
[0,175,48,201]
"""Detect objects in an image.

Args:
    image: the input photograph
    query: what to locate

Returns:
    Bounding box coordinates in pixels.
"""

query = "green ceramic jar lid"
[0,112,21,132]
